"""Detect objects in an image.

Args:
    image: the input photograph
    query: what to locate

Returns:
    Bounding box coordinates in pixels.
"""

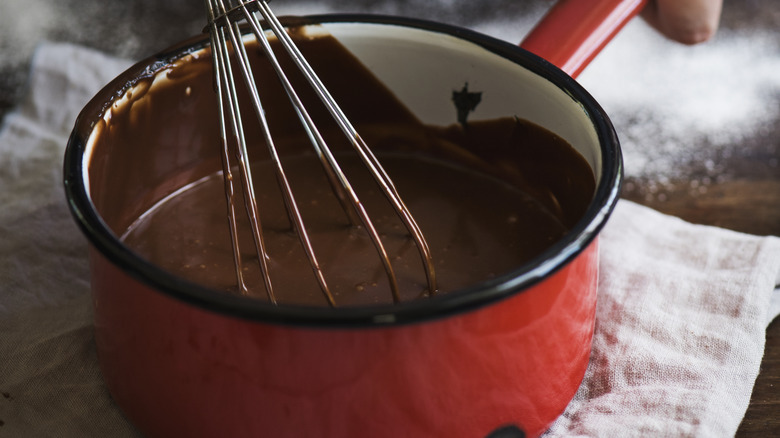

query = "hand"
[641,0,723,44]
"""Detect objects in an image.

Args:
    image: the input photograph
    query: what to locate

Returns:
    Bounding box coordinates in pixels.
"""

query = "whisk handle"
[519,0,648,78]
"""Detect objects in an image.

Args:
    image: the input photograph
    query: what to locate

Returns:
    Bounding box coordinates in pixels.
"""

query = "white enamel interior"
[318,22,604,181]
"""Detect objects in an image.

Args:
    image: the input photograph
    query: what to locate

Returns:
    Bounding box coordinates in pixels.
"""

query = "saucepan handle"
[520,0,648,78]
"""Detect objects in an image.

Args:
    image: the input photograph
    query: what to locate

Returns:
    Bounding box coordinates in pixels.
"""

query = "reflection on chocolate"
[90,26,595,307]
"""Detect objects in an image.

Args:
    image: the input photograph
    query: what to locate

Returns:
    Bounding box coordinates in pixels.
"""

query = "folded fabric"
[547,202,780,437]
[0,42,778,437]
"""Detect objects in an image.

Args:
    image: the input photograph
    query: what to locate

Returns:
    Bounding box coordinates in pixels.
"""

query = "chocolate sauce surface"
[90,27,595,307]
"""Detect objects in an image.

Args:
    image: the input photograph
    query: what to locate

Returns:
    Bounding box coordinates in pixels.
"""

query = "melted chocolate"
[90,27,595,307]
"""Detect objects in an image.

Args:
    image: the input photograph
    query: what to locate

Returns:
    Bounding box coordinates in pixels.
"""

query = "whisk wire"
[205,0,437,305]
[253,2,437,294]
[212,0,339,306]
[207,0,278,302]
[240,2,406,303]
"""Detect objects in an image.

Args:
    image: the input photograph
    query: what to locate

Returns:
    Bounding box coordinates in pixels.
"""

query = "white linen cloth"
[0,42,778,437]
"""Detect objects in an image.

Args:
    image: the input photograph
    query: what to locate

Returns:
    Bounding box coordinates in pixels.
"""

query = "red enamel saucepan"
[64,0,646,436]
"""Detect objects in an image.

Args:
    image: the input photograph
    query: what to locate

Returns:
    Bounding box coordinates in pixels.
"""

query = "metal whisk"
[204,0,437,306]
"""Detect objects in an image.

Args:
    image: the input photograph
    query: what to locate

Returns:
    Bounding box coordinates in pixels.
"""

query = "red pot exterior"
[91,239,599,438]
[521,0,647,78]
[64,10,628,438]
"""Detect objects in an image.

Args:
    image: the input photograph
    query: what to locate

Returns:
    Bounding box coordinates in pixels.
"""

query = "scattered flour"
[0,0,60,66]
[475,16,780,181]
[579,21,780,180]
